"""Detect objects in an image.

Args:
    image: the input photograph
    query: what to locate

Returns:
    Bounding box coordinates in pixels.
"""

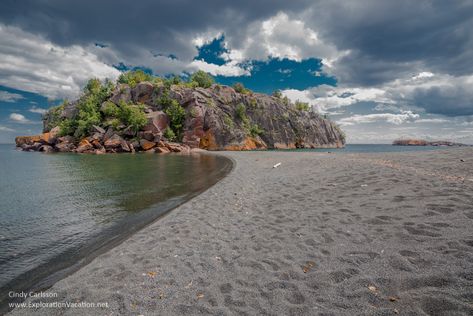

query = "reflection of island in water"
[0,148,232,312]
[393,139,470,146]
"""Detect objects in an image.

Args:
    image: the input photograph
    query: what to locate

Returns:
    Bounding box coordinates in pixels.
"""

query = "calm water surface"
[0,144,232,310]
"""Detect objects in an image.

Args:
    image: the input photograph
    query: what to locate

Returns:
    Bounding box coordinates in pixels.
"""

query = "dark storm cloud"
[0,0,311,60]
[304,0,473,85]
[411,84,473,116]
[1,0,472,83]
[1,0,473,119]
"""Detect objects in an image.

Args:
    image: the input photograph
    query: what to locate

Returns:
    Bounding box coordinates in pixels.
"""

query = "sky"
[1,0,473,144]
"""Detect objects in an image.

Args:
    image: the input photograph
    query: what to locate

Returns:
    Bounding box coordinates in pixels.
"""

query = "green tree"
[249,124,264,137]
[118,70,153,88]
[163,127,176,141]
[118,101,147,132]
[235,103,247,121]
[164,100,186,140]
[190,70,214,88]
[272,90,282,98]
[232,82,250,94]
[295,100,310,111]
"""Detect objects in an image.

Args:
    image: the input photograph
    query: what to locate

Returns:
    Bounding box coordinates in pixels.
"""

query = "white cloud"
[189,59,249,76]
[0,126,15,132]
[414,118,449,123]
[9,113,30,123]
[0,24,121,100]
[222,12,347,70]
[0,91,24,102]
[282,85,391,113]
[29,106,48,115]
[337,111,419,126]
[282,71,473,116]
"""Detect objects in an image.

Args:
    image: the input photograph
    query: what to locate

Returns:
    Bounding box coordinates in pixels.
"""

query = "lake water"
[0,145,232,310]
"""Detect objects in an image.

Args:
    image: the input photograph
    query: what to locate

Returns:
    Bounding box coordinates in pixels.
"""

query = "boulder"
[62,100,79,119]
[15,135,41,147]
[90,132,103,141]
[143,111,169,134]
[76,139,94,153]
[57,135,75,144]
[50,126,60,138]
[131,140,140,150]
[155,147,170,154]
[140,139,156,151]
[103,127,115,142]
[110,84,132,105]
[104,134,124,149]
[39,145,54,153]
[55,142,75,152]
[39,132,58,145]
[95,147,106,155]
[90,139,103,149]
[122,127,137,137]
[92,125,106,134]
[141,130,155,141]
[131,82,154,105]
[120,139,131,152]
[165,142,190,153]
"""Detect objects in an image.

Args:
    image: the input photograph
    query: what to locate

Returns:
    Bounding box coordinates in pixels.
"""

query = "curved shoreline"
[8,149,473,315]
[1,152,234,315]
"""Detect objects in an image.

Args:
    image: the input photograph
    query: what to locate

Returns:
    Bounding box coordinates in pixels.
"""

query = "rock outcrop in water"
[393,139,468,147]
[16,72,345,153]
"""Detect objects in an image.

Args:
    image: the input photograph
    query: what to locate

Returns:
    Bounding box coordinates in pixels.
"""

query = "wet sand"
[9,149,473,315]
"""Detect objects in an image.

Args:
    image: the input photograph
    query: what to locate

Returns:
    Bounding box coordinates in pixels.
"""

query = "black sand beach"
[9,149,473,315]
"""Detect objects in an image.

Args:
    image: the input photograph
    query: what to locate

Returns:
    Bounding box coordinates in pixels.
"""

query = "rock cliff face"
[17,82,345,153]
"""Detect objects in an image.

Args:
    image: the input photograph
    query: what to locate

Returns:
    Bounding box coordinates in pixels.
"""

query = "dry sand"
[9,149,473,315]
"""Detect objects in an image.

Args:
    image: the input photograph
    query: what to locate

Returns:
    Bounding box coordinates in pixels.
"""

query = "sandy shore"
[9,149,473,315]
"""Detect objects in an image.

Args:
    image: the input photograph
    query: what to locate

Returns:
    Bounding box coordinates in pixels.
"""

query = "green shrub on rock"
[118,70,153,88]
[118,101,147,132]
[223,114,234,129]
[190,70,214,88]
[101,101,120,117]
[250,124,264,137]
[235,103,247,121]
[58,119,77,137]
[295,101,310,112]
[272,90,282,98]
[163,127,176,141]
[164,100,186,140]
[232,82,250,94]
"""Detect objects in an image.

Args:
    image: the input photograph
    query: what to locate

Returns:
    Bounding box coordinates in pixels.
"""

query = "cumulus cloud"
[189,59,250,76]
[338,111,419,126]
[283,72,473,117]
[28,106,48,115]
[0,24,120,99]
[0,125,15,132]
[9,113,30,123]
[0,91,24,102]
[223,12,346,67]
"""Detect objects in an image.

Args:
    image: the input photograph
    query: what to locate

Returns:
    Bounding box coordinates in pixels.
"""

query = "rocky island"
[15,70,345,154]
[393,138,469,147]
